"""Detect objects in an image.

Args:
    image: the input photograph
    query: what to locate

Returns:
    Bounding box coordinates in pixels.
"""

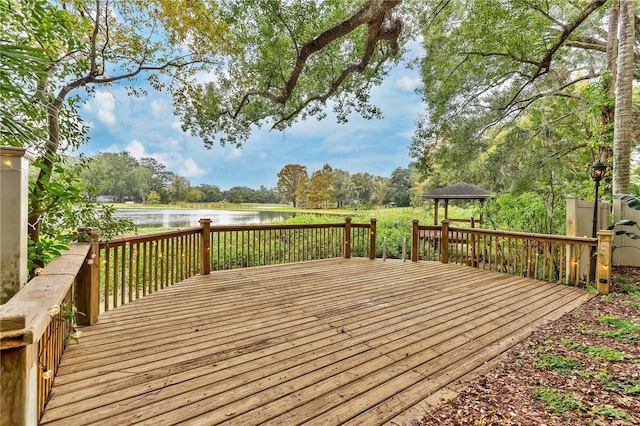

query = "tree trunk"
[28,99,62,256]
[600,1,618,166]
[612,0,635,194]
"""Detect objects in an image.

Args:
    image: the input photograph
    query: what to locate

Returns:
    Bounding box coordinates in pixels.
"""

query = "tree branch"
[278,0,401,102]
[509,73,598,110]
[89,0,100,76]
[503,0,608,110]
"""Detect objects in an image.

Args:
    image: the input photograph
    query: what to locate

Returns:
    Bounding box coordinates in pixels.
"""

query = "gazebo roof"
[421,182,491,201]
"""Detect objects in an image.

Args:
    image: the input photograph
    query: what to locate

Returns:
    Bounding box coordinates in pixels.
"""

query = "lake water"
[113,208,297,228]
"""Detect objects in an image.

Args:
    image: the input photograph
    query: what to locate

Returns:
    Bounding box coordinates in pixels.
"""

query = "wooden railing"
[98,218,376,310]
[411,219,613,289]
[0,241,96,424]
[202,217,376,271]
[99,227,202,312]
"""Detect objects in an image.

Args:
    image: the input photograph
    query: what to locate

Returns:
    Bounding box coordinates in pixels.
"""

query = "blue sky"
[78,58,424,191]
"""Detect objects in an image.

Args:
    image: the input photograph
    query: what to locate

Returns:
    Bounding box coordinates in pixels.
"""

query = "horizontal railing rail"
[412,219,612,288]
[0,242,93,424]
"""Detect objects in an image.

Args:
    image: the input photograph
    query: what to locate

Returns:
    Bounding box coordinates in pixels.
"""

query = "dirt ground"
[416,266,640,426]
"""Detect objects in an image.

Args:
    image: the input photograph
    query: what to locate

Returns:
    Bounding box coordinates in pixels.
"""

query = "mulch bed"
[417,266,640,426]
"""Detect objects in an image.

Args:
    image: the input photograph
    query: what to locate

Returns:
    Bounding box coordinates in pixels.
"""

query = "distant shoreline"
[103,202,353,216]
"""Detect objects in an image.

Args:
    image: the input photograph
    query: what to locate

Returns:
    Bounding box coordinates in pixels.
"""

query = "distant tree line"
[79,152,280,204]
[275,163,416,208]
[79,153,416,208]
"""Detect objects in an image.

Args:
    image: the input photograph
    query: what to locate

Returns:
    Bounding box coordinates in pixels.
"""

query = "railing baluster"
[104,248,111,312]
[113,246,119,310]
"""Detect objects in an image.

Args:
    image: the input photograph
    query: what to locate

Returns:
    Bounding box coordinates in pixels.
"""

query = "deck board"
[41,259,594,425]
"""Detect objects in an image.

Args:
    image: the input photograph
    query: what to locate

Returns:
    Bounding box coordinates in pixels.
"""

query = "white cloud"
[180,158,208,177]
[168,138,181,149]
[150,100,163,118]
[226,147,243,161]
[394,76,420,91]
[94,91,116,125]
[101,144,121,153]
[171,121,183,131]
[126,139,147,158]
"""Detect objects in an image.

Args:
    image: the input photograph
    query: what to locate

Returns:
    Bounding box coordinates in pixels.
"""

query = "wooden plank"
[79,282,564,424]
[43,276,524,412]
[46,277,541,421]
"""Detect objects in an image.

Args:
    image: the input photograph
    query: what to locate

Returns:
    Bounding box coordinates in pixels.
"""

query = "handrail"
[0,242,92,425]
[411,220,612,289]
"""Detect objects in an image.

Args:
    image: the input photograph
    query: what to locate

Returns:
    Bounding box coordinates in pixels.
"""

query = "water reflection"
[114,209,296,228]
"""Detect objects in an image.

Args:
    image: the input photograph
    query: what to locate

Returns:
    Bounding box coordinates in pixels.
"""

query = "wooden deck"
[41,259,594,425]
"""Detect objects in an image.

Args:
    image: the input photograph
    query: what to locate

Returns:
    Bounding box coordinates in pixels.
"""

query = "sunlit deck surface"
[41,258,594,425]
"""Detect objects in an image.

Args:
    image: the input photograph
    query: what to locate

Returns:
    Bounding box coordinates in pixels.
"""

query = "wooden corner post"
[200,219,211,275]
[1,341,37,425]
[411,219,419,262]
[369,219,377,259]
[596,230,613,294]
[440,220,450,264]
[76,227,101,325]
[344,217,351,259]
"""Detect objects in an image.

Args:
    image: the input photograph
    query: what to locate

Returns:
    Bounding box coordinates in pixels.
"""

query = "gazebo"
[421,182,492,226]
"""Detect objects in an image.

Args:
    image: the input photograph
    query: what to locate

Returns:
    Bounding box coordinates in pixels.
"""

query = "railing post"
[0,147,32,304]
[596,230,613,294]
[441,220,450,264]
[200,219,211,275]
[369,219,376,259]
[344,217,351,259]
[0,341,37,425]
[470,217,478,267]
[411,219,419,262]
[76,227,101,326]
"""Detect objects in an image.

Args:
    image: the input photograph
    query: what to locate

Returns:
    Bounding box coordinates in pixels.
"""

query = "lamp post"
[589,160,607,283]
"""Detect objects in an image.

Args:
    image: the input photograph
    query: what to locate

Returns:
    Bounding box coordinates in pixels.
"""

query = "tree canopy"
[177,0,406,146]
[411,0,639,197]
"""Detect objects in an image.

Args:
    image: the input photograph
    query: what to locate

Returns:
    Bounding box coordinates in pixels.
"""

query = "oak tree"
[276,164,309,207]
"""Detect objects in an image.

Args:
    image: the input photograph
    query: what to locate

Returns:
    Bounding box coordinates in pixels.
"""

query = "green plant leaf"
[616,194,640,210]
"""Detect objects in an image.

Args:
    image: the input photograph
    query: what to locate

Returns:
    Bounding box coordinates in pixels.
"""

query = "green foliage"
[147,190,161,204]
[482,193,565,234]
[609,194,640,240]
[27,236,67,272]
[591,405,631,421]
[59,304,83,344]
[536,355,579,374]
[384,167,416,207]
[595,372,640,396]
[563,340,629,361]
[409,0,632,215]
[534,386,583,414]
[1,0,86,150]
[276,164,308,207]
[621,283,640,294]
[593,316,640,344]
[28,159,135,270]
